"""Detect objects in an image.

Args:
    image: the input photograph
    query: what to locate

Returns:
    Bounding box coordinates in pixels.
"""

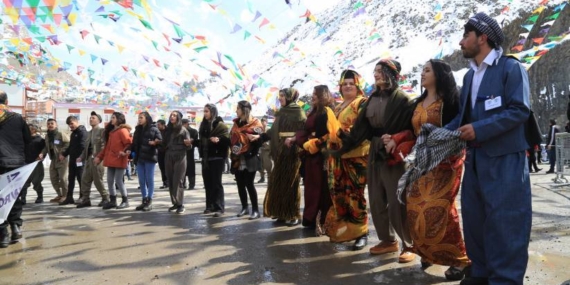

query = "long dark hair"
[199,104,219,136]
[134,111,153,144]
[167,111,183,135]
[237,100,252,123]
[104,112,125,143]
[311,85,334,115]
[418,59,459,106]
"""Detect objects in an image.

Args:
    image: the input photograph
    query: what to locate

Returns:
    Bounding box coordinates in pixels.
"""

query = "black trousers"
[21,162,45,199]
[202,159,225,212]
[235,170,258,212]
[67,162,83,199]
[158,151,167,186]
[528,148,539,171]
[0,167,23,229]
[185,152,195,187]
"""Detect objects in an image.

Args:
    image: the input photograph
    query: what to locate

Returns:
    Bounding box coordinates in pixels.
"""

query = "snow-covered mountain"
[244,0,569,126]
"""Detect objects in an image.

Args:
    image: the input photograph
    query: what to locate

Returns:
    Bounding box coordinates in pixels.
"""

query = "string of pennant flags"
[1,0,569,115]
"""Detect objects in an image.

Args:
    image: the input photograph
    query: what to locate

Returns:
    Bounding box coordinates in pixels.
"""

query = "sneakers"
[398,251,416,263]
[176,206,185,214]
[257,177,265,183]
[370,241,399,255]
[168,205,179,212]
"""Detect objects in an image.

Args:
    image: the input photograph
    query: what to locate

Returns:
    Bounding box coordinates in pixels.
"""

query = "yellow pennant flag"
[269,24,276,30]
[60,0,73,6]
[117,45,125,53]
[141,0,152,20]
[434,12,443,21]
[9,38,20,46]
[126,10,143,19]
[78,49,86,56]
[60,22,70,32]
[67,13,77,26]
[6,7,20,23]
[532,6,546,14]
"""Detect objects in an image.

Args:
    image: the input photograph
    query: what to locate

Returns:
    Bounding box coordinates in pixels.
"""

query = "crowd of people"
[1,12,565,285]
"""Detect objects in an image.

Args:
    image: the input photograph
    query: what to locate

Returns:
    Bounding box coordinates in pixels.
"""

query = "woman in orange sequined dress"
[384,60,470,280]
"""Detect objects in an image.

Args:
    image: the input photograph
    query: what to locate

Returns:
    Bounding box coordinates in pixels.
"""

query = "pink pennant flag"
[259,18,270,29]
[80,30,89,39]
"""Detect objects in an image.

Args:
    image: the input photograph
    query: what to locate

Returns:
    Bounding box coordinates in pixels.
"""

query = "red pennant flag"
[299,9,311,18]
[501,6,509,14]
[80,30,89,39]
[152,59,160,67]
[259,18,270,29]
[22,37,33,45]
[537,50,548,56]
[195,35,206,41]
[511,45,523,51]
[539,0,548,5]
[532,37,544,44]
[163,33,171,46]
[122,66,128,72]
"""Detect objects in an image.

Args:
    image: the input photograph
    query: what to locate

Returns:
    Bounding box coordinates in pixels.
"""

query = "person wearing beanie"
[94,112,132,209]
[321,70,370,250]
[162,111,192,214]
[444,12,531,285]
[198,104,230,217]
[250,88,306,226]
[337,59,416,263]
[77,111,110,208]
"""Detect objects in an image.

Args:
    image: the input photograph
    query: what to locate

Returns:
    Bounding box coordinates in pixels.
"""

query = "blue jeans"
[137,160,156,199]
[548,148,556,171]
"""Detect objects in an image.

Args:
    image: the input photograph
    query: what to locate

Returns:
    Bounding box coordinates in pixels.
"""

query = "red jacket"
[97,124,132,168]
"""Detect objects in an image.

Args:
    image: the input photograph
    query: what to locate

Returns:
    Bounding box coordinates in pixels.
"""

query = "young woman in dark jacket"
[198,104,230,217]
[130,111,162,211]
[164,111,192,214]
[230,101,263,220]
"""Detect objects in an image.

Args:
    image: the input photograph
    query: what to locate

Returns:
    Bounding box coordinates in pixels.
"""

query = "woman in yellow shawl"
[323,70,370,250]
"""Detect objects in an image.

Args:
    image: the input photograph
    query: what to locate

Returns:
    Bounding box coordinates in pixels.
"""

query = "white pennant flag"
[0,162,39,224]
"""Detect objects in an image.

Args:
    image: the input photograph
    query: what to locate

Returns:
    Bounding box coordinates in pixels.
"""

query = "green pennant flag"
[28,26,41,34]
[234,70,243,80]
[88,68,95,76]
[132,69,137,76]
[163,64,169,70]
[134,0,142,7]
[173,24,185,38]
[548,35,564,41]
[66,44,75,53]
[546,12,560,20]
[244,30,251,40]
[35,36,46,42]
[94,34,102,44]
[89,77,95,84]
[527,14,539,23]
[224,54,238,69]
[194,46,208,52]
[140,19,153,30]
[26,0,41,7]
[37,14,48,22]
[151,40,159,50]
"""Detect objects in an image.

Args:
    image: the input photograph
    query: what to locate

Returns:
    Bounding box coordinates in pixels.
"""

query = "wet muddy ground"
[1,163,569,285]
